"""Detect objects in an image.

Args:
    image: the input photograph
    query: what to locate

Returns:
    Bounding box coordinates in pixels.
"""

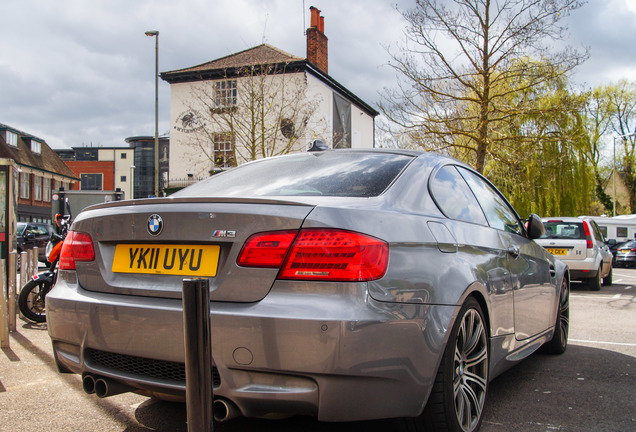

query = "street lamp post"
[145,30,159,197]
[130,165,136,199]
[612,132,636,216]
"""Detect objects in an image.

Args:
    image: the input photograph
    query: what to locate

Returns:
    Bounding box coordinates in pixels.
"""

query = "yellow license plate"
[546,248,567,256]
[112,244,220,277]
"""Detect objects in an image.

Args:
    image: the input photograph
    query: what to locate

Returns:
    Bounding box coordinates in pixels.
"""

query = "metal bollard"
[25,249,33,279]
[1,260,9,348]
[31,247,38,274]
[182,278,214,432]
[19,251,27,288]
[8,252,16,331]
[19,252,27,319]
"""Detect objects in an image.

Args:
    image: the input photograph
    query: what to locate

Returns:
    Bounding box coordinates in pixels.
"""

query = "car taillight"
[282,229,388,281]
[582,221,593,249]
[59,231,95,270]
[237,229,389,282]
[237,231,298,268]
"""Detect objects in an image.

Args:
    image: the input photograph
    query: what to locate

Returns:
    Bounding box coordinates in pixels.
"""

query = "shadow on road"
[121,345,634,432]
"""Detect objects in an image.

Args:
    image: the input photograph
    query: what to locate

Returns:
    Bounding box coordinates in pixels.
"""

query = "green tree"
[581,86,617,213]
[483,66,592,216]
[607,80,636,213]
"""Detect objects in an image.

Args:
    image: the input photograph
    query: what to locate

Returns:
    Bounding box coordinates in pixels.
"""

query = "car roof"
[542,217,588,222]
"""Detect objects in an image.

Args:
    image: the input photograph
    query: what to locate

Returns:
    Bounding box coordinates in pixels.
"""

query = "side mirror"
[526,214,545,240]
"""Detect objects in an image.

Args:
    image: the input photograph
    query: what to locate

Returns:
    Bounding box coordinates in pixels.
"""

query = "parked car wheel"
[543,278,569,355]
[405,297,488,432]
[602,266,613,286]
[589,267,602,291]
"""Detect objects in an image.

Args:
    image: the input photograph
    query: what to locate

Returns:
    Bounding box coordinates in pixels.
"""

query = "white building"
[160,7,378,183]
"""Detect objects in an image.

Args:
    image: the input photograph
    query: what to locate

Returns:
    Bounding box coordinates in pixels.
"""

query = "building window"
[31,140,42,154]
[33,176,42,201]
[121,152,127,159]
[121,176,127,182]
[212,133,234,168]
[75,149,99,161]
[80,173,103,190]
[20,172,30,199]
[617,227,628,238]
[5,131,18,147]
[214,79,237,107]
[43,178,51,202]
[333,93,352,149]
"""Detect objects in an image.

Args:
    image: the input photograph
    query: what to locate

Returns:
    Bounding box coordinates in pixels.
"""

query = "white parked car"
[535,216,613,290]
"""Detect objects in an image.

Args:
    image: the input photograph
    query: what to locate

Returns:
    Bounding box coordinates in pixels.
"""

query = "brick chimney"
[306,6,328,74]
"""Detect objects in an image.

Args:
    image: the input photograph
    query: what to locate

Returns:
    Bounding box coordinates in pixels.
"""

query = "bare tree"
[380,0,588,173]
[186,63,321,171]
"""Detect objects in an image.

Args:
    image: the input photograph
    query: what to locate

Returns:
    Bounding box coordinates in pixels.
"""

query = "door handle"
[507,246,520,258]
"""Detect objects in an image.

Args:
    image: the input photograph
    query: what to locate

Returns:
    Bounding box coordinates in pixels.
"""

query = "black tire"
[543,277,569,355]
[403,297,489,432]
[588,267,601,291]
[18,279,50,323]
[602,266,612,286]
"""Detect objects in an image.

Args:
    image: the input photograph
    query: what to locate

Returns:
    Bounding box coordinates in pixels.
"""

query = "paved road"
[1,270,634,432]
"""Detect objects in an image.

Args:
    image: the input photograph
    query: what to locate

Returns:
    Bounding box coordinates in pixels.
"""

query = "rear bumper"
[614,256,636,267]
[47,271,456,421]
[569,268,599,279]
[560,256,603,280]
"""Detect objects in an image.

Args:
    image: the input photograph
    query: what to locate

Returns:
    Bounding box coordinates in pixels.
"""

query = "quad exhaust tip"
[213,398,240,422]
[82,373,241,422]
[81,374,133,398]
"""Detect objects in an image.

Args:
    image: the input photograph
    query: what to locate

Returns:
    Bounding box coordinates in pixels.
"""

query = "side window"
[458,167,524,235]
[430,165,488,225]
[35,226,49,236]
[591,221,605,242]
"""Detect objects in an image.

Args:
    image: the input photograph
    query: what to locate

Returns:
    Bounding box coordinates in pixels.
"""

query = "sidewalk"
[0,320,189,432]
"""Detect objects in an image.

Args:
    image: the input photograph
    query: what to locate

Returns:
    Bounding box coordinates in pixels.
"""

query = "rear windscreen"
[540,222,585,240]
[174,152,413,198]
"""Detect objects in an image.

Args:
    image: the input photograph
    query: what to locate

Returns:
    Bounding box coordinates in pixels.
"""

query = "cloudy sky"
[1,0,636,149]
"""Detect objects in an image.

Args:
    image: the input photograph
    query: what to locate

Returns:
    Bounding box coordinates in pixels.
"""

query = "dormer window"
[4,130,18,147]
[31,140,42,154]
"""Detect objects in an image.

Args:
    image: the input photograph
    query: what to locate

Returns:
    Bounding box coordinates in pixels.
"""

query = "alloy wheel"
[557,280,570,348]
[453,307,488,431]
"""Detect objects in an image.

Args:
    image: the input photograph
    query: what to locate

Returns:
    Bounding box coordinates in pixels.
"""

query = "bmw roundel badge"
[147,214,163,236]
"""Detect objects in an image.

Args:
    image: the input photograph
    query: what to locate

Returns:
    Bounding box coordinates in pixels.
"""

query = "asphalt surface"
[1,270,635,432]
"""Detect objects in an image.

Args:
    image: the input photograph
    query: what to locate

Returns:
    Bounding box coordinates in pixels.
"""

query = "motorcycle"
[18,214,70,323]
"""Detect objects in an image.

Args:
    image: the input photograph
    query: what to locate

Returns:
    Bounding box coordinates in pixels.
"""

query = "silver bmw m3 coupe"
[47,149,569,432]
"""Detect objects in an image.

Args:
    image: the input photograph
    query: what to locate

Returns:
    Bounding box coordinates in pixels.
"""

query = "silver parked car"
[535,216,613,290]
[47,149,569,432]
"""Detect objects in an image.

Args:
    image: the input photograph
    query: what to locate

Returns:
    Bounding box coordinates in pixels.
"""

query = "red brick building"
[64,160,115,191]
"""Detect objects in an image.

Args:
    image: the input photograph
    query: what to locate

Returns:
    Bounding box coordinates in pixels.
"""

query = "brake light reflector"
[279,229,388,281]
[237,231,298,268]
[59,231,95,270]
[582,221,593,249]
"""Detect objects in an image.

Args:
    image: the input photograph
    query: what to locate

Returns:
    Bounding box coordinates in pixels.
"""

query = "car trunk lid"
[70,197,315,302]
